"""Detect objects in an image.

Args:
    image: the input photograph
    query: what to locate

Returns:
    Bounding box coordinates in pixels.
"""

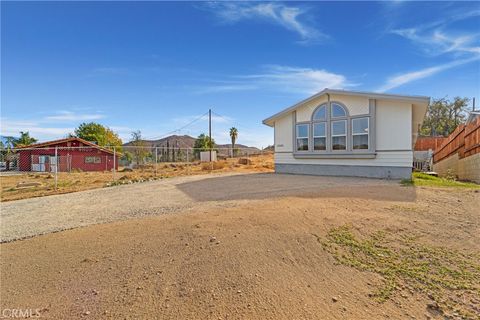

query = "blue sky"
[1,1,479,147]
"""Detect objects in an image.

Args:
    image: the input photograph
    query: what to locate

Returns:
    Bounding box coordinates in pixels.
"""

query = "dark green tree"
[421,97,470,136]
[193,134,216,158]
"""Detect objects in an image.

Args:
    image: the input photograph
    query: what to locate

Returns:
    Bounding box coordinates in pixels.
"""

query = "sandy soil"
[1,176,478,319]
[0,154,274,201]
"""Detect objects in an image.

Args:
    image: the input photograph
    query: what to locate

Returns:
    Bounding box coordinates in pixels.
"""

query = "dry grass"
[0,154,274,201]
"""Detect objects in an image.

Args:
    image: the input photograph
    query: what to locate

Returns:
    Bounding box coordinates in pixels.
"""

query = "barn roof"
[15,137,118,155]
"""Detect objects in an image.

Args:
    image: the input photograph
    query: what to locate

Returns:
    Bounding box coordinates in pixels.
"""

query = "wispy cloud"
[193,83,258,94]
[173,114,233,126]
[196,65,355,95]
[203,2,326,43]
[0,118,75,138]
[44,111,105,122]
[377,56,480,92]
[379,8,480,91]
[1,110,112,141]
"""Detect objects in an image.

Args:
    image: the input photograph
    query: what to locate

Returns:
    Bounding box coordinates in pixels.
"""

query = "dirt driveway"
[1,174,478,320]
[0,173,405,242]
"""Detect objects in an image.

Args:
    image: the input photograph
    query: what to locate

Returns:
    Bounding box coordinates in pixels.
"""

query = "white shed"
[262,89,430,179]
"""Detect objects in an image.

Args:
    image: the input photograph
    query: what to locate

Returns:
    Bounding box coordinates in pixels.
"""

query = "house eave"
[262,88,430,126]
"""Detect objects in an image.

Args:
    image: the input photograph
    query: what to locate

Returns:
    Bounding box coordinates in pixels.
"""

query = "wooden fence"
[433,117,480,163]
[414,136,446,151]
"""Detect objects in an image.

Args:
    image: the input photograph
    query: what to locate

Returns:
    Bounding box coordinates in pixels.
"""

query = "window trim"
[331,102,347,119]
[295,123,310,152]
[352,117,369,151]
[85,156,102,164]
[313,122,327,151]
[331,119,347,151]
[293,100,377,158]
[312,104,327,121]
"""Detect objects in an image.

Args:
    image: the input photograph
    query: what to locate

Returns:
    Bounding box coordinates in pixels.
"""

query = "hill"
[123,135,261,155]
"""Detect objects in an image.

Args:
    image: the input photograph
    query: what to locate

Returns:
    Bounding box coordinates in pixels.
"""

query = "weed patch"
[403,172,480,189]
[321,225,480,318]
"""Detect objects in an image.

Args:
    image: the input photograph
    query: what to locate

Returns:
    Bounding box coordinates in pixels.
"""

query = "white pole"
[54,146,58,190]
[113,147,116,181]
[155,147,158,176]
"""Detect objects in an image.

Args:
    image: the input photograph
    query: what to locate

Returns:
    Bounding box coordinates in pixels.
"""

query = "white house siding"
[274,113,293,152]
[376,100,412,150]
[329,94,369,116]
[296,95,328,122]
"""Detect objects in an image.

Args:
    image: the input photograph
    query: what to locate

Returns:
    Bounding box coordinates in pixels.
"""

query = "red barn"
[17,137,119,172]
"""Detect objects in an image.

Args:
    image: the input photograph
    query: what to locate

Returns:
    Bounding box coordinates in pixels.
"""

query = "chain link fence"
[0,146,274,202]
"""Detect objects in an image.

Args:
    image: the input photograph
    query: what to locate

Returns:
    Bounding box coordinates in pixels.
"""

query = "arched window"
[295,101,370,153]
[331,103,347,118]
[312,104,326,121]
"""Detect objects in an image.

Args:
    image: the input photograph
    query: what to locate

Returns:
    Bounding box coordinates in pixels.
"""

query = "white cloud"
[44,111,105,121]
[244,65,354,94]
[377,56,480,92]
[391,28,480,56]
[193,84,258,94]
[204,2,326,43]
[0,118,74,138]
[196,65,355,95]
[380,8,480,91]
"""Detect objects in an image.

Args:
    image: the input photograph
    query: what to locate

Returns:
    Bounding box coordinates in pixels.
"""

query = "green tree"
[129,130,150,165]
[13,131,37,147]
[229,127,238,157]
[421,97,470,136]
[74,122,123,148]
[193,133,216,158]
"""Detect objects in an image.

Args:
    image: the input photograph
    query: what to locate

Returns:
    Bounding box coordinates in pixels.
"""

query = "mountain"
[123,134,260,154]
[123,135,196,149]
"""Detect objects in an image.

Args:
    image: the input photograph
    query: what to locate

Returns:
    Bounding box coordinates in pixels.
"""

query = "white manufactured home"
[263,89,430,179]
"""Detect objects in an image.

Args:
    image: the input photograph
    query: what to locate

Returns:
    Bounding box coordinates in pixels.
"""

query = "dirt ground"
[0,153,274,201]
[1,175,479,319]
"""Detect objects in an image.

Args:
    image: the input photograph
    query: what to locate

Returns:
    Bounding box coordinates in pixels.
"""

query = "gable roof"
[262,88,430,127]
[16,137,118,155]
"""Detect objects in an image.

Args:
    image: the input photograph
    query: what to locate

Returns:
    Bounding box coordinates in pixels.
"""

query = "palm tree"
[229,127,238,157]
[14,131,37,147]
[2,136,17,171]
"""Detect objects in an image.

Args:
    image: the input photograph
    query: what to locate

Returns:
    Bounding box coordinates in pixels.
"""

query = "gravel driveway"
[0,172,403,242]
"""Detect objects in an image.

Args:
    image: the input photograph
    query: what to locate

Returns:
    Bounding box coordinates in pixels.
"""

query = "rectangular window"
[296,124,309,151]
[331,120,346,150]
[352,117,369,150]
[85,156,101,164]
[313,122,326,151]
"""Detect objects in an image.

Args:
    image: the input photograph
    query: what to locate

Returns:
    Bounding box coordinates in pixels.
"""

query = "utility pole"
[209,108,212,162]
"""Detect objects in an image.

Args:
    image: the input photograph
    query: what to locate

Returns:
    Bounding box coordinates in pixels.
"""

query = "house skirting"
[275,163,411,179]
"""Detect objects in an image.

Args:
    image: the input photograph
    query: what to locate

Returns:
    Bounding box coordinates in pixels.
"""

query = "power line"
[211,110,253,132]
[142,110,210,141]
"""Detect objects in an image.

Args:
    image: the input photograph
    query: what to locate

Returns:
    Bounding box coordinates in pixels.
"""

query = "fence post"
[113,147,116,181]
[186,148,190,175]
[155,147,158,177]
[54,146,58,191]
